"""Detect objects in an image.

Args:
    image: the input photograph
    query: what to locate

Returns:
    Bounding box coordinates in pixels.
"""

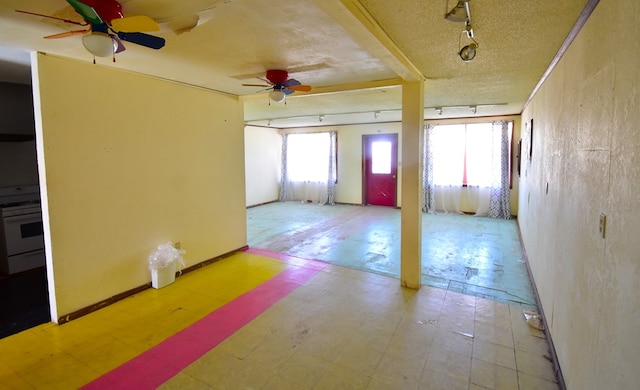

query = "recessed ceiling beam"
[311,0,424,82]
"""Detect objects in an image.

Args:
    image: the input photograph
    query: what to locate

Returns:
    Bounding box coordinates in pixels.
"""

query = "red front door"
[363,134,398,206]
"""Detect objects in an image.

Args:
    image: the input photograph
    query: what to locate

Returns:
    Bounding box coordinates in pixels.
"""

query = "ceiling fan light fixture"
[459,42,478,62]
[269,89,286,103]
[82,32,117,57]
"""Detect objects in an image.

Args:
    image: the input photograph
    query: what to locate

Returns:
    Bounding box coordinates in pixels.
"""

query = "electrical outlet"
[599,214,606,239]
[174,242,181,250]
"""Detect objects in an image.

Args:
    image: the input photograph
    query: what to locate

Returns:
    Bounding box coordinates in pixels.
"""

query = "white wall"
[33,54,247,320]
[244,126,281,206]
[0,83,38,187]
[518,0,640,388]
[0,82,35,135]
[0,141,39,186]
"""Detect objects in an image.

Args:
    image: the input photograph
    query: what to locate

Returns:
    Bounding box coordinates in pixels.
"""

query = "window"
[430,122,512,186]
[371,141,392,174]
[286,132,335,183]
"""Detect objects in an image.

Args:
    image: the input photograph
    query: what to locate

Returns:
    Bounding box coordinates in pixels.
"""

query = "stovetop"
[0,185,40,210]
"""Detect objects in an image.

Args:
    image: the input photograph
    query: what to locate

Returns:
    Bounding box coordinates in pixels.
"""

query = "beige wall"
[518,0,640,388]
[244,126,281,206]
[33,53,247,320]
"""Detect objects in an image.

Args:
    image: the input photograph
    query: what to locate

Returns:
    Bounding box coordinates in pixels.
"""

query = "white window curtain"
[279,131,337,205]
[423,121,512,219]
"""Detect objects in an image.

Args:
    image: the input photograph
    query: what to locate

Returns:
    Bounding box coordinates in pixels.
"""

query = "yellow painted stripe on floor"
[0,252,288,389]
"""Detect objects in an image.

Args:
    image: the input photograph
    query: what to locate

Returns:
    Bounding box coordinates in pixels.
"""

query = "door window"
[371,141,392,174]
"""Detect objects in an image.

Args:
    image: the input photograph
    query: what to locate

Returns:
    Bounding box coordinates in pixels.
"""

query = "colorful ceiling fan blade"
[15,9,88,26]
[242,84,272,87]
[281,78,301,87]
[282,88,296,95]
[110,34,126,53]
[111,15,159,32]
[44,28,90,39]
[66,0,103,25]
[116,31,165,49]
[285,85,312,92]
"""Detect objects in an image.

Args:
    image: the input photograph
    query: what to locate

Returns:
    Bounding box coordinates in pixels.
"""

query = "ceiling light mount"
[445,0,471,24]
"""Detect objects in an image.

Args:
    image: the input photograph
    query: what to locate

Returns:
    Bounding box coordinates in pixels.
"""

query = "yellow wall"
[33,53,247,320]
[244,126,281,206]
[518,0,640,388]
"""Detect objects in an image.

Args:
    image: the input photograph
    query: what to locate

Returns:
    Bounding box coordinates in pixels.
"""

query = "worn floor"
[0,202,557,389]
[0,250,557,389]
[247,202,537,309]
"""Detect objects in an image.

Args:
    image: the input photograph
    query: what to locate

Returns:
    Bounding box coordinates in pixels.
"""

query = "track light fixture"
[458,23,479,62]
[445,0,471,24]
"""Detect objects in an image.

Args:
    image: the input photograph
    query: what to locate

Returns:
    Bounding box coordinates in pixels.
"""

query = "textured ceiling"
[0,0,590,127]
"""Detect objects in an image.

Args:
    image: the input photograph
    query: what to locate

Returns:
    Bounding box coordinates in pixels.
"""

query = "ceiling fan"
[16,0,165,61]
[242,69,312,103]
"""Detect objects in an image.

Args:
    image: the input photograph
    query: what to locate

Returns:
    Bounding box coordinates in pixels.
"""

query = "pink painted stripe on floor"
[81,251,327,390]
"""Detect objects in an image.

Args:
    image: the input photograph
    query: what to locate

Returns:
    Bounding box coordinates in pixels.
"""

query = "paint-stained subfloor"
[0,202,557,389]
[0,249,558,389]
[247,202,537,309]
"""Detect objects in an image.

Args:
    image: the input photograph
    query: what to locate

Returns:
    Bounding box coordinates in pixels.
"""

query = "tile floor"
[0,203,559,389]
[0,250,558,389]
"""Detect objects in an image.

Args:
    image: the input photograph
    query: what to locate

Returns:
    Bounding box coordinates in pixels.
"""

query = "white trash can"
[151,261,177,289]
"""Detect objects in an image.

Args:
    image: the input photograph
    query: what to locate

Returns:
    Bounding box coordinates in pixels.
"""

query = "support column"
[400,80,424,289]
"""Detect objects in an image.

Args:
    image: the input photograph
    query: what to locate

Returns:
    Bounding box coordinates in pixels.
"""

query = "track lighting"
[459,42,478,61]
[445,0,470,23]
[458,23,479,62]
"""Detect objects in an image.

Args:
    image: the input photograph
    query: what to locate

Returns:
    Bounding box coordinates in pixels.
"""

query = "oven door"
[2,212,44,256]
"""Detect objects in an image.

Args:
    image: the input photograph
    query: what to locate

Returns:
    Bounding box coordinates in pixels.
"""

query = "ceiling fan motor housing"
[266,69,289,84]
[81,0,124,22]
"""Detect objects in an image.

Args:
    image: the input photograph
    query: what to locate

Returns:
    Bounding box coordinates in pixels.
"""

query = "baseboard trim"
[246,200,279,208]
[516,222,566,390]
[57,246,249,325]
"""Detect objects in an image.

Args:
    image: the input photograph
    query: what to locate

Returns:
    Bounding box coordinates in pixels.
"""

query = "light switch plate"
[599,213,606,239]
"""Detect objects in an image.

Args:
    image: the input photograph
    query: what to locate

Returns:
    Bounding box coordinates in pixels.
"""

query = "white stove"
[0,185,44,275]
